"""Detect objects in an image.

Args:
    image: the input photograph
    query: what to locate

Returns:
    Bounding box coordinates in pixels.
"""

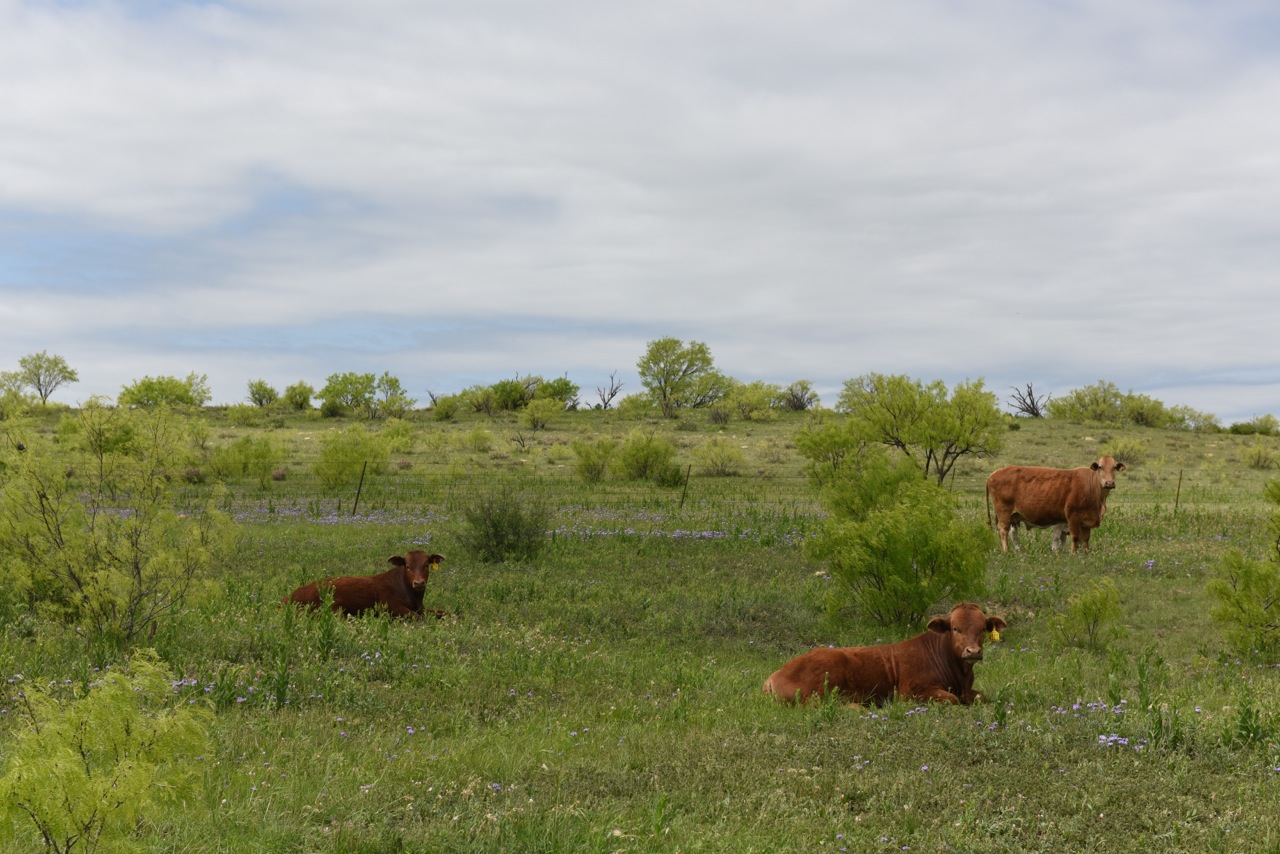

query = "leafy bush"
[282,381,314,411]
[1244,441,1277,470]
[1229,414,1280,436]
[614,430,680,484]
[312,426,389,490]
[379,418,417,453]
[1207,480,1280,657]
[317,372,377,418]
[1208,550,1280,657]
[247,379,279,408]
[694,436,746,476]
[0,649,212,854]
[728,380,780,422]
[118,373,211,409]
[776,379,820,412]
[521,398,561,431]
[807,453,991,626]
[571,437,617,483]
[225,403,262,427]
[1051,578,1124,651]
[457,492,551,563]
[461,428,494,454]
[432,394,461,422]
[0,405,233,644]
[209,435,282,488]
[1099,436,1148,467]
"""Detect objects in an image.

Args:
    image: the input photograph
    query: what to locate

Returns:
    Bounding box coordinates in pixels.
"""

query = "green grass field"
[3,409,1280,852]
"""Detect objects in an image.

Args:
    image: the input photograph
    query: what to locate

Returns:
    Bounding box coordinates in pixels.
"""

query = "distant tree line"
[2,347,1275,435]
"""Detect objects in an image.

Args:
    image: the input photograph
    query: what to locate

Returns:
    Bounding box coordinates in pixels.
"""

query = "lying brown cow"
[284,551,451,618]
[763,603,1006,706]
[986,455,1126,554]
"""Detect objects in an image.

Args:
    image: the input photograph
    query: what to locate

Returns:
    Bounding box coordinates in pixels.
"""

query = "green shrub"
[1051,578,1124,651]
[0,406,233,643]
[461,427,494,454]
[282,381,313,411]
[1229,414,1280,436]
[1100,436,1147,467]
[457,491,551,563]
[312,425,389,490]
[571,436,617,483]
[521,398,561,431]
[808,467,991,626]
[1207,479,1280,657]
[225,402,262,427]
[694,436,746,476]
[0,649,212,854]
[209,435,282,488]
[1208,550,1280,657]
[379,417,417,453]
[1244,441,1277,470]
[614,430,680,484]
[432,394,461,422]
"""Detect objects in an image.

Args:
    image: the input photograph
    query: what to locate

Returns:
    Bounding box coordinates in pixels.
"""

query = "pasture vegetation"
[2,405,1280,852]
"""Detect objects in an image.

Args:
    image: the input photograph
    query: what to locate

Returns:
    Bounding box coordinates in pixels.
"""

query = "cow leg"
[1078,526,1093,554]
[1068,519,1085,554]
[995,518,1012,552]
[1051,524,1068,553]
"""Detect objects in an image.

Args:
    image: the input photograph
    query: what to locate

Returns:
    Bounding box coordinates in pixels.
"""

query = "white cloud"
[2,0,1279,422]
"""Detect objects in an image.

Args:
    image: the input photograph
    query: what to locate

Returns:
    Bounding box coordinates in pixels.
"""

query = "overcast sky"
[2,0,1278,422]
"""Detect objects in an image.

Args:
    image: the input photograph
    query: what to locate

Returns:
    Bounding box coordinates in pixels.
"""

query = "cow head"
[928,603,1008,663]
[1090,456,1127,490]
[390,551,445,591]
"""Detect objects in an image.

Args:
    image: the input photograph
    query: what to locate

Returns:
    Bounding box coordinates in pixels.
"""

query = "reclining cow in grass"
[763,603,1006,706]
[284,550,452,619]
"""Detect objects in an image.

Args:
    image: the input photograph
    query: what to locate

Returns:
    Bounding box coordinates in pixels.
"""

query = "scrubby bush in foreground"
[1208,479,1280,658]
[0,649,212,854]
[0,404,233,645]
[805,448,991,626]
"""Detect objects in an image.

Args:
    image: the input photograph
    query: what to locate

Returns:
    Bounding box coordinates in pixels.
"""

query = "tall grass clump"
[0,649,212,854]
[1051,577,1124,651]
[456,491,551,563]
[571,436,616,483]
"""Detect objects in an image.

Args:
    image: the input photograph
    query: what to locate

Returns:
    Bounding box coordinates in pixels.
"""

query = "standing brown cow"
[985,456,1126,554]
[763,603,1006,706]
[284,551,450,618]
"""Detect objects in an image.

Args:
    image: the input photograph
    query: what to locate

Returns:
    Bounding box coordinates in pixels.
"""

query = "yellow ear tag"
[989,630,1001,642]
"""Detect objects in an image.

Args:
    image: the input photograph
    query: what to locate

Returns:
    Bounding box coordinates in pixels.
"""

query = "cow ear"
[927,616,950,634]
[1115,461,1126,471]
[429,553,444,565]
[1091,461,1102,471]
[388,556,407,567]
[987,616,1008,633]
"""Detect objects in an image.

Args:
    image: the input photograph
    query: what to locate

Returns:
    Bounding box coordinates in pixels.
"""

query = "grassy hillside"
[2,409,1279,852]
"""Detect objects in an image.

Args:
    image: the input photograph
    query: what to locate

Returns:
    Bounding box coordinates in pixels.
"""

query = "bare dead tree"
[596,371,623,409]
[1009,383,1051,418]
